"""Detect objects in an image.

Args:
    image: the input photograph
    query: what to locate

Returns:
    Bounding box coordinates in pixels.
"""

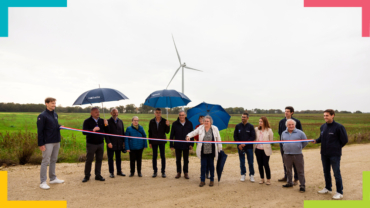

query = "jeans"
[175,149,189,173]
[107,148,122,174]
[321,155,343,194]
[40,143,60,183]
[152,144,166,173]
[201,154,215,182]
[255,149,271,179]
[238,148,255,176]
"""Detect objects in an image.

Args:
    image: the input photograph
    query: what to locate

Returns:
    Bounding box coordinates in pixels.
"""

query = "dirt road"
[4,144,370,208]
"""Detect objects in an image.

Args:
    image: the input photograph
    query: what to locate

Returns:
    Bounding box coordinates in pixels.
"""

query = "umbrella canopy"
[187,102,231,130]
[143,89,191,108]
[216,150,228,183]
[73,88,129,105]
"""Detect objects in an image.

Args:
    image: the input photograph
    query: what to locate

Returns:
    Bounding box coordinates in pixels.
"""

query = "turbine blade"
[166,66,182,89]
[172,34,182,65]
[184,66,202,72]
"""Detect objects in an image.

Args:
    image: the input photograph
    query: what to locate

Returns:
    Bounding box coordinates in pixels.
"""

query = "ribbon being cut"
[60,126,314,144]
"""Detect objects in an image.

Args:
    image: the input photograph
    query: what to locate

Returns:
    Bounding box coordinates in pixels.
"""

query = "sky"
[0,0,369,112]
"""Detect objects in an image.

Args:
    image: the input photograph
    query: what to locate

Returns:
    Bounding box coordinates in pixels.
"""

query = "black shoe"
[109,173,115,178]
[299,187,305,193]
[117,172,126,176]
[152,172,157,178]
[129,173,134,177]
[95,175,105,181]
[162,173,166,178]
[282,183,293,188]
[82,177,90,183]
[138,173,143,177]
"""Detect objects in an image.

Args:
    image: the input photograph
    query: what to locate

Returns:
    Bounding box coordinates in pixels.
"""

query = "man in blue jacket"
[314,109,348,200]
[278,106,303,184]
[37,97,64,190]
[233,112,256,183]
[170,110,194,179]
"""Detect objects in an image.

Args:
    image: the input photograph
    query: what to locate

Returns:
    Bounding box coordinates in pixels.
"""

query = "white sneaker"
[332,193,343,200]
[240,174,246,182]
[39,182,50,190]
[318,188,332,194]
[250,175,255,182]
[50,178,64,184]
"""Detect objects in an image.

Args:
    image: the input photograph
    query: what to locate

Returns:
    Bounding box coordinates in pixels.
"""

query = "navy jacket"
[105,117,125,151]
[278,117,303,139]
[148,117,170,145]
[82,116,110,145]
[315,120,348,156]
[233,122,256,149]
[170,117,194,150]
[37,109,61,146]
[125,125,148,150]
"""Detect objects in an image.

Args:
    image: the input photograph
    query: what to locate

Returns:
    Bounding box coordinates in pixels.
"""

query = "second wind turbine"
[166,35,203,94]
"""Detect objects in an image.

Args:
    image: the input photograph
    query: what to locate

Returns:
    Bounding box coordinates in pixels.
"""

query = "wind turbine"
[166,35,203,94]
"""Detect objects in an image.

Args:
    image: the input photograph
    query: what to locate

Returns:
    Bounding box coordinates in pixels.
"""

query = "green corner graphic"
[304,171,370,208]
[0,0,67,37]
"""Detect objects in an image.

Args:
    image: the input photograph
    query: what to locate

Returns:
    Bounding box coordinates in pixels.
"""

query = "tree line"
[0,102,363,114]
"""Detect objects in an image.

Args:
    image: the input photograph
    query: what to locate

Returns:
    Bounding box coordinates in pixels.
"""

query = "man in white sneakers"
[313,109,348,200]
[37,97,64,190]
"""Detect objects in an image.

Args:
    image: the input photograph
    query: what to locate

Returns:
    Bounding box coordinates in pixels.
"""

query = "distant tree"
[355,110,362,114]
[116,105,125,113]
[125,104,136,113]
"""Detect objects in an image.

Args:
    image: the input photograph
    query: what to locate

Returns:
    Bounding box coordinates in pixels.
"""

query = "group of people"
[37,97,348,200]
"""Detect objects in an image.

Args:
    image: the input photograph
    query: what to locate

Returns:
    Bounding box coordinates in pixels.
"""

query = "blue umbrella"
[73,87,129,118]
[217,150,228,184]
[144,89,191,118]
[187,102,231,131]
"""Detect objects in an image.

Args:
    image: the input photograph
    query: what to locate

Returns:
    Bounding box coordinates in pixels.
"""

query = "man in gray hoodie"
[281,119,308,193]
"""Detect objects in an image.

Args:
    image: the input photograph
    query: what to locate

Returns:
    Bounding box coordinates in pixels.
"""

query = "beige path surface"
[4,144,370,208]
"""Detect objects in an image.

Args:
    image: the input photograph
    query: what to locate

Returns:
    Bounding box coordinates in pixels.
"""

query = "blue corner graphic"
[0,0,67,37]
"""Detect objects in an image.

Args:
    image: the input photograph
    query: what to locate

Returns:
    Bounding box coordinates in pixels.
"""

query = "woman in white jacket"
[186,115,223,187]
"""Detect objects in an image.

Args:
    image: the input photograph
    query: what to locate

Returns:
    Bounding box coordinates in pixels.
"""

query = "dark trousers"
[175,149,189,174]
[129,149,143,174]
[84,143,104,177]
[238,149,255,176]
[152,144,166,173]
[321,155,343,194]
[201,154,214,182]
[283,154,305,188]
[280,144,298,180]
[255,149,271,179]
[107,148,122,174]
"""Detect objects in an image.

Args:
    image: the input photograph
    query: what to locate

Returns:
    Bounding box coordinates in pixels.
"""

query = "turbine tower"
[166,35,202,94]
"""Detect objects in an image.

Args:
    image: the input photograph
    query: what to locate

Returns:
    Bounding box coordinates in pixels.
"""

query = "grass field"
[1,112,370,164]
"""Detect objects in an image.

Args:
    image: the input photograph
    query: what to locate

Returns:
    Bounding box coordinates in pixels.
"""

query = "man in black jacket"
[82,107,109,183]
[149,108,170,178]
[233,112,256,183]
[278,106,303,184]
[314,109,348,200]
[37,97,64,190]
[170,110,194,179]
[105,108,126,178]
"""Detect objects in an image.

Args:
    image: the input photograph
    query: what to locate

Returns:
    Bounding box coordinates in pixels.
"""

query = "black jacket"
[37,109,61,146]
[315,120,348,156]
[82,116,110,145]
[105,117,125,150]
[170,117,194,150]
[148,117,170,145]
[233,122,256,149]
[278,117,303,139]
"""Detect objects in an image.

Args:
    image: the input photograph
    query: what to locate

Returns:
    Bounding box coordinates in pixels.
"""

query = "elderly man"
[170,110,194,179]
[105,108,126,178]
[281,119,308,193]
[82,107,109,183]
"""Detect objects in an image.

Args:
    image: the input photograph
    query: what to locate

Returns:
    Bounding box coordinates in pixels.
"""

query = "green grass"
[1,112,370,164]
